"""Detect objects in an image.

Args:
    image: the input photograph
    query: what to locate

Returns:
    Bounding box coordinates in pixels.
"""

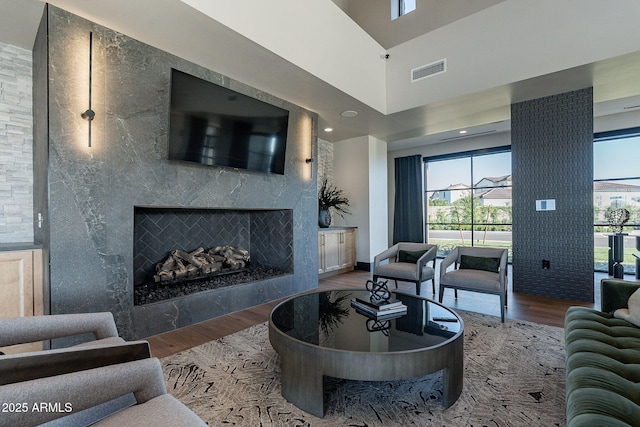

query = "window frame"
[424,146,512,258]
[593,126,640,274]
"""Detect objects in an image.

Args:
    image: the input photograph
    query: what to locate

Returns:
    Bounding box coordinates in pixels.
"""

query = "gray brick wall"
[511,88,594,302]
[0,41,33,243]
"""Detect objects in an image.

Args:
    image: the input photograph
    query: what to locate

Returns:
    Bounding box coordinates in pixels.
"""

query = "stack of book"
[350,297,407,320]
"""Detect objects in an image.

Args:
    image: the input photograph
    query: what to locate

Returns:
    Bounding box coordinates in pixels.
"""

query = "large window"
[593,128,640,274]
[425,148,512,259]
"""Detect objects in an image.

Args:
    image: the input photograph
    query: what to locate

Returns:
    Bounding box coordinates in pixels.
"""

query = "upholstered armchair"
[0,312,128,355]
[438,246,509,322]
[0,357,206,426]
[373,243,438,295]
[0,312,203,425]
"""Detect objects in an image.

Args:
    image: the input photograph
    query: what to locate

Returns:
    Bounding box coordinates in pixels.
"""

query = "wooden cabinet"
[318,228,356,277]
[0,249,44,354]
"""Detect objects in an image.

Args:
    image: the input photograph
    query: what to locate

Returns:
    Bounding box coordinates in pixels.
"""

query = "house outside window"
[425,148,512,259]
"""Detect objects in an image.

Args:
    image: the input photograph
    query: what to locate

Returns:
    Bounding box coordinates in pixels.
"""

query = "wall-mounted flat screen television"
[168,69,289,175]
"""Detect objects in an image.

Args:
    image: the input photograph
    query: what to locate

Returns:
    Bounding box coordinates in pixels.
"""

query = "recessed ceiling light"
[324,127,333,132]
[340,110,358,118]
[459,130,468,134]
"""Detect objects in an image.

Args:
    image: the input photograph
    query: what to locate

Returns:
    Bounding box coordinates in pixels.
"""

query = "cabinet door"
[340,229,357,268]
[0,251,34,318]
[318,232,325,274]
[0,250,43,354]
[322,231,342,272]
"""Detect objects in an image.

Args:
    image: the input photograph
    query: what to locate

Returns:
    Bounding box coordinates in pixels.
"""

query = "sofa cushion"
[459,255,500,273]
[93,394,206,427]
[614,288,640,328]
[374,262,434,282]
[440,269,501,292]
[564,306,640,427]
[397,249,427,264]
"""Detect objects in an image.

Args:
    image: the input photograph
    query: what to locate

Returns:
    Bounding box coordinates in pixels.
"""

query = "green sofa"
[564,279,640,427]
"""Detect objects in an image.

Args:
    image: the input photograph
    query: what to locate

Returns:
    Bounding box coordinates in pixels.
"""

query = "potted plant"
[318,178,350,228]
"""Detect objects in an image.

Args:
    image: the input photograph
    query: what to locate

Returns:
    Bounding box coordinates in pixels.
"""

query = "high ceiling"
[332,0,506,49]
[2,0,640,151]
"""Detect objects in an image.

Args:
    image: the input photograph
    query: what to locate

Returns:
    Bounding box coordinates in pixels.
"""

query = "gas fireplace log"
[172,249,204,268]
[200,262,222,272]
[152,246,250,283]
[201,253,216,264]
[174,269,188,279]
[154,271,175,282]
[227,259,246,269]
[190,247,205,256]
[157,256,176,273]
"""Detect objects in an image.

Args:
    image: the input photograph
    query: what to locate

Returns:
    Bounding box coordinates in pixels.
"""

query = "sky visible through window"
[426,136,640,190]
[594,135,640,181]
[426,151,511,190]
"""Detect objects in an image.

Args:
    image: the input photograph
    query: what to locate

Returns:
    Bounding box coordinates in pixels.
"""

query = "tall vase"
[319,209,332,228]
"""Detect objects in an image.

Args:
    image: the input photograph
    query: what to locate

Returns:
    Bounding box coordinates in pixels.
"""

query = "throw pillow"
[459,255,500,273]
[614,288,640,328]
[397,249,427,264]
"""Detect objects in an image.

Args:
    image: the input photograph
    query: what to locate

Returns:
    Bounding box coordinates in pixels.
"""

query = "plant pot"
[319,209,332,228]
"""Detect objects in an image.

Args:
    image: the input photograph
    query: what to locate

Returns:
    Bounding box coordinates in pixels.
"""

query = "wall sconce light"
[81,31,95,147]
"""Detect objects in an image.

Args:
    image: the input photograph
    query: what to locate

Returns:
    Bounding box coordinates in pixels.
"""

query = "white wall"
[594,110,640,134]
[333,135,388,265]
[367,137,388,261]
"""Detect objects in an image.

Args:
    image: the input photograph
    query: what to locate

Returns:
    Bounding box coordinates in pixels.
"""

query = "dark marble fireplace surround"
[34,6,318,341]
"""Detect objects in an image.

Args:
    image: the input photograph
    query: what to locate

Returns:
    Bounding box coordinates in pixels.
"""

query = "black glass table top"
[270,290,462,353]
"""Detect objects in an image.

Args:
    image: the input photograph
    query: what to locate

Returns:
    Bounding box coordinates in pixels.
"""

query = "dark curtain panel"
[393,155,424,244]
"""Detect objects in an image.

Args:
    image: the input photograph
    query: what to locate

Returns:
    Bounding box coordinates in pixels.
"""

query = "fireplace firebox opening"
[133,207,294,305]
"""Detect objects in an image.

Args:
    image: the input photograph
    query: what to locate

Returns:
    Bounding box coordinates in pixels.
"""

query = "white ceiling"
[2,0,640,151]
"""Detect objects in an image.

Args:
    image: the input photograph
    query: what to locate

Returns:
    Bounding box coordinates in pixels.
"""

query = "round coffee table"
[269,289,464,417]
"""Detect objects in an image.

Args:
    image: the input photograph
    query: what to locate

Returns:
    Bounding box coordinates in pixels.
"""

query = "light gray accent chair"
[0,312,126,351]
[373,243,438,295]
[0,312,160,425]
[438,246,509,322]
[0,357,206,427]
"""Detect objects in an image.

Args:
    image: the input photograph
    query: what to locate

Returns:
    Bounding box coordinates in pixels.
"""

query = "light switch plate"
[536,199,556,211]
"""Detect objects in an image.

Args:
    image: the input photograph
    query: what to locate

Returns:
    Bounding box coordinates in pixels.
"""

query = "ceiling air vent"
[411,59,446,83]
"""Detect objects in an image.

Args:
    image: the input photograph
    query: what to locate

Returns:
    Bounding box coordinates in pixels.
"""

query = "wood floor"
[146,269,605,358]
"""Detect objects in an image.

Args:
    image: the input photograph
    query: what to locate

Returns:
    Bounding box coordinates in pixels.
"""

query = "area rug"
[161,311,565,426]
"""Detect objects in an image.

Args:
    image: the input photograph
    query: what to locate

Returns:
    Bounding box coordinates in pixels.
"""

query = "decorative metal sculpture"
[366,318,391,336]
[609,208,630,234]
[365,279,391,302]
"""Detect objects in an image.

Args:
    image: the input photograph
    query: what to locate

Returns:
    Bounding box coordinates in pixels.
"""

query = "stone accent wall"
[511,88,594,302]
[317,138,333,186]
[35,7,319,340]
[0,42,33,243]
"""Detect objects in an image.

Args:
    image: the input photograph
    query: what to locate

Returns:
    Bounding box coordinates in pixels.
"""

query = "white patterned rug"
[162,311,565,426]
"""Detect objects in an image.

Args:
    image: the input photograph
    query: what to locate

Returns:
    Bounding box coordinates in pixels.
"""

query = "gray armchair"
[373,243,438,295]
[0,357,206,426]
[438,246,509,322]
[0,312,126,353]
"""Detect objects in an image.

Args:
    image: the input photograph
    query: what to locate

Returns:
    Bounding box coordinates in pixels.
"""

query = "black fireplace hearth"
[134,266,287,305]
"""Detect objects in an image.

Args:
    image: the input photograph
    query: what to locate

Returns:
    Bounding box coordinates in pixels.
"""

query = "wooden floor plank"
[146,270,608,358]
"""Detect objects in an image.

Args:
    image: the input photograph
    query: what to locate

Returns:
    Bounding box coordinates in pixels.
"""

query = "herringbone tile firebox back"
[134,207,293,285]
